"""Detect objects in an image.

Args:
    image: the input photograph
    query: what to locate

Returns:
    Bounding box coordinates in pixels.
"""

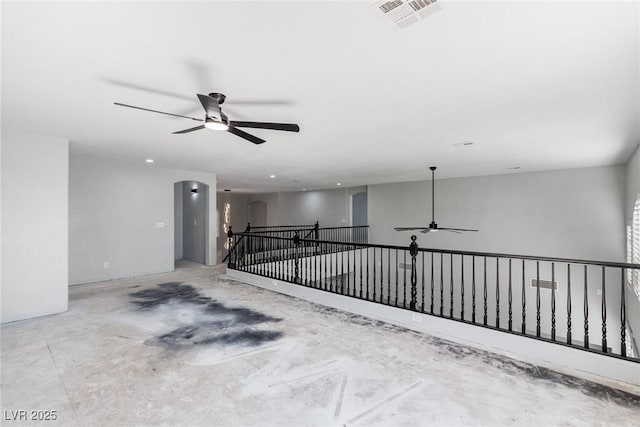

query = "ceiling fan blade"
[394,227,428,231]
[226,100,294,106]
[114,103,202,121]
[440,227,479,232]
[442,229,462,234]
[104,79,193,101]
[173,125,206,134]
[230,121,300,132]
[419,229,431,234]
[227,127,266,145]
[197,94,221,118]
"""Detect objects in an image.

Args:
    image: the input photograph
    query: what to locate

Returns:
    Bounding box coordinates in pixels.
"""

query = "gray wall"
[174,182,183,260]
[182,181,207,264]
[369,165,626,261]
[351,192,368,226]
[1,131,69,323]
[69,159,217,285]
[246,187,367,228]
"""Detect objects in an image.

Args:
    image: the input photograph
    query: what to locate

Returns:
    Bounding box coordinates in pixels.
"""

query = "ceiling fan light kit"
[394,166,478,235]
[114,92,299,145]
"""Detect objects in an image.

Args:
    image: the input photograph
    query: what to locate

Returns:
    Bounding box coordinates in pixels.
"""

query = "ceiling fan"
[394,166,478,234]
[114,92,299,145]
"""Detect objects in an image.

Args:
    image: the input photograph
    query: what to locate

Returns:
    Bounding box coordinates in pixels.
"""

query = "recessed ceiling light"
[336,182,342,186]
[302,188,307,191]
[269,174,276,179]
[145,158,154,163]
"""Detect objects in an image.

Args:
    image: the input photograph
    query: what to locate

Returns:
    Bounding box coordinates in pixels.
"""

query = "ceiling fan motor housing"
[208,93,226,104]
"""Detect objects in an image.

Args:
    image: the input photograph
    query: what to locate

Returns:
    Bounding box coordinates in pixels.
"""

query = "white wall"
[627,144,640,224]
[369,166,626,261]
[1,131,69,323]
[69,158,217,285]
[624,144,640,355]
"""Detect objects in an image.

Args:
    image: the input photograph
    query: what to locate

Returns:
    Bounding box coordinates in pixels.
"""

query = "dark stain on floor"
[308,304,640,408]
[130,282,283,349]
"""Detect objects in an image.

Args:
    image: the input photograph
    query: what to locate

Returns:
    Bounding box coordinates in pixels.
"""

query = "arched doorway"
[174,180,209,265]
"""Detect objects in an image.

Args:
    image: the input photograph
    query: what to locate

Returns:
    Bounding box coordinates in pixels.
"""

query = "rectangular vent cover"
[373,0,441,29]
[398,262,412,270]
[530,278,557,290]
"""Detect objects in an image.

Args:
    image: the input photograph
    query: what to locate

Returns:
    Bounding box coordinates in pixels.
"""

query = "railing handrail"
[315,225,370,230]
[231,232,640,270]
[249,224,315,229]
[247,228,315,234]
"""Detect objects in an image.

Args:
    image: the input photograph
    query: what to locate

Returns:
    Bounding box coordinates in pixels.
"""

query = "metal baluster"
[340,246,344,294]
[522,259,526,334]
[324,246,328,291]
[367,247,370,300]
[496,257,500,328]
[409,236,418,311]
[551,262,556,341]
[621,268,626,357]
[387,249,391,305]
[536,261,541,337]
[601,266,607,353]
[450,254,454,318]
[472,256,476,323]
[584,265,589,349]
[359,246,363,298]
[508,259,512,331]
[461,255,465,320]
[422,252,425,313]
[294,232,300,283]
[483,256,488,326]
[403,251,407,308]
[372,247,376,302]
[329,235,333,292]
[346,248,350,294]
[567,264,571,344]
[380,247,384,303]
[430,252,435,314]
[395,250,399,306]
[440,253,444,316]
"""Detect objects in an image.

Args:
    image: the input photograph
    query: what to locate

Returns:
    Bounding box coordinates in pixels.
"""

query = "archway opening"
[174,180,209,266]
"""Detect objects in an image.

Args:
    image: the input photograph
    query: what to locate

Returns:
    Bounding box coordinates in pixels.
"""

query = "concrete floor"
[2,261,639,426]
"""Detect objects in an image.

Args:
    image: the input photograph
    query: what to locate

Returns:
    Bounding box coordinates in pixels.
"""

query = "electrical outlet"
[271,280,278,287]
[596,289,602,296]
[103,261,110,269]
[411,314,423,323]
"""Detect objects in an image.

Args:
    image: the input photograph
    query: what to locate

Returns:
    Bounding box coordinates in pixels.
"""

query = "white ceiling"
[2,1,639,193]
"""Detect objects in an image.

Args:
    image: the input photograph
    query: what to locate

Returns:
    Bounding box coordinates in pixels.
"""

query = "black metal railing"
[223,222,369,263]
[227,233,640,362]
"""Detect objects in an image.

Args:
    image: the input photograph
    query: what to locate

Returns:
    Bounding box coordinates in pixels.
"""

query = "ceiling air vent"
[373,0,442,29]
